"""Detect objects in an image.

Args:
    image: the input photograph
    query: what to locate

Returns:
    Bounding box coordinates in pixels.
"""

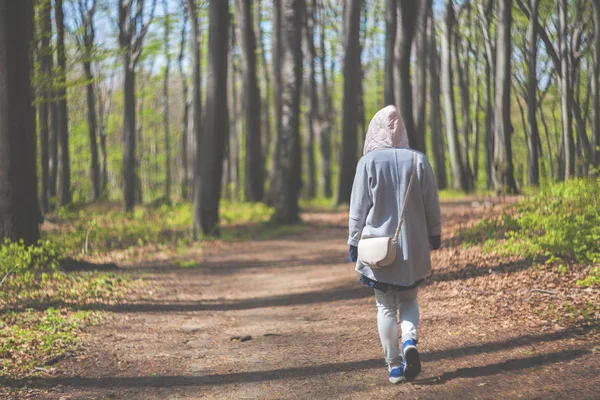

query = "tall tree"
[268,0,283,204]
[317,0,332,197]
[162,0,171,203]
[118,0,157,211]
[441,0,469,192]
[235,0,264,202]
[39,0,53,212]
[558,0,575,179]
[56,0,72,206]
[477,0,495,189]
[193,0,229,237]
[75,0,101,201]
[525,0,540,186]
[394,0,420,151]
[593,0,600,165]
[492,0,517,193]
[385,0,396,106]
[337,0,362,205]
[0,0,40,244]
[413,0,432,154]
[305,0,318,198]
[429,14,447,190]
[254,0,273,164]
[273,0,303,222]
[178,1,190,200]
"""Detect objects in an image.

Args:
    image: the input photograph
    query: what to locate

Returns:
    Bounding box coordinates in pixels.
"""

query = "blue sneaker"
[402,339,421,380]
[388,365,406,384]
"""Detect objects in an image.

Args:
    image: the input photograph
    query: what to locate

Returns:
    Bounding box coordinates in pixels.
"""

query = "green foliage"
[0,240,62,287]
[463,177,600,285]
[0,307,100,377]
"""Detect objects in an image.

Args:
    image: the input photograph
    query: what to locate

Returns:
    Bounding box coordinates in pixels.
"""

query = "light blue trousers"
[374,287,419,365]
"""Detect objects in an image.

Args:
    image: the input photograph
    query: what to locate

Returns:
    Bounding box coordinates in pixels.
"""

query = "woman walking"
[348,105,442,384]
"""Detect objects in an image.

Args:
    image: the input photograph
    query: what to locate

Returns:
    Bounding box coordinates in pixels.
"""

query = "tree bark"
[119,0,156,211]
[39,0,53,212]
[336,0,362,205]
[254,0,273,166]
[525,0,540,186]
[187,0,201,208]
[558,0,575,180]
[429,14,447,190]
[492,0,517,194]
[273,0,303,223]
[454,5,473,190]
[56,0,71,206]
[304,0,319,198]
[441,0,468,192]
[317,0,332,197]
[385,0,396,106]
[413,0,432,154]
[78,1,101,201]
[178,3,190,201]
[0,0,40,244]
[162,0,171,203]
[268,0,283,205]
[477,0,494,189]
[236,0,264,202]
[394,0,420,151]
[593,1,600,166]
[193,0,229,238]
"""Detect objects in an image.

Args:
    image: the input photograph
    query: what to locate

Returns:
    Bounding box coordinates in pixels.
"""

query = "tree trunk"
[0,0,40,244]
[187,0,201,208]
[317,0,332,198]
[558,0,574,180]
[525,0,540,186]
[123,61,136,211]
[273,0,303,223]
[429,14,447,190]
[385,0,396,106]
[413,0,432,154]
[268,0,283,205]
[539,104,553,178]
[236,0,264,203]
[454,8,473,191]
[178,4,190,201]
[394,0,420,151]
[39,0,53,213]
[336,0,362,205]
[472,40,480,185]
[593,1,600,166]
[163,0,171,204]
[84,62,101,201]
[254,0,273,165]
[492,0,517,194]
[478,0,494,189]
[304,0,319,199]
[193,0,229,238]
[441,0,468,192]
[56,0,71,206]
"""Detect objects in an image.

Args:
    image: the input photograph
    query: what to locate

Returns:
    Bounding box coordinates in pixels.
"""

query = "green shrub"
[463,177,600,284]
[0,240,62,286]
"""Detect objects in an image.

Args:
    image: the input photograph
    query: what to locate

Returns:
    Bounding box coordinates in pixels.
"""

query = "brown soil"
[2,200,599,399]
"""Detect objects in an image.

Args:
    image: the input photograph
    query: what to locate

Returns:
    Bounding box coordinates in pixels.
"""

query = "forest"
[0,0,599,396]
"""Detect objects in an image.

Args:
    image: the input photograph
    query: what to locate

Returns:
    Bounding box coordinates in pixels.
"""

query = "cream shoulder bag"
[357,151,417,269]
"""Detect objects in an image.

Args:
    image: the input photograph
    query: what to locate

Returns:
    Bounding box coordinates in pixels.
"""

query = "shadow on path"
[415,349,591,386]
[0,334,591,390]
[2,283,372,314]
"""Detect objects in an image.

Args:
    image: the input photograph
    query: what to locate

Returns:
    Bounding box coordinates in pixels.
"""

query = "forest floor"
[1,199,599,399]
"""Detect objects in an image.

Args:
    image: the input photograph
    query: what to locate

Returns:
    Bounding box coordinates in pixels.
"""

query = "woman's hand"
[429,235,441,250]
[349,245,358,262]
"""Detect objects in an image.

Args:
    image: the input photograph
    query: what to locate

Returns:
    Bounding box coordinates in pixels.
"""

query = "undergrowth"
[462,177,600,286]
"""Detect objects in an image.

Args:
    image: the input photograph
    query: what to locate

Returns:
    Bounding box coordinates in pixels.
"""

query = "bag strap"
[392,151,417,244]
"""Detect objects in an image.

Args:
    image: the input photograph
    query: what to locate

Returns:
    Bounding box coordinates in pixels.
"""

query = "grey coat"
[348,148,442,286]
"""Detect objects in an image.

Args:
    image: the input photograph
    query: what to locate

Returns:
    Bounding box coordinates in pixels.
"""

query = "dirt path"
[3,202,600,399]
